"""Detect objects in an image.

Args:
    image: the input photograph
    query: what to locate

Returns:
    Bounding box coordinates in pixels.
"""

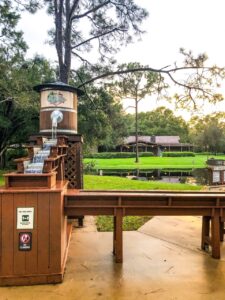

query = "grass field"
[84,154,225,170]
[96,215,152,231]
[0,172,201,190]
[0,170,5,186]
[84,175,202,191]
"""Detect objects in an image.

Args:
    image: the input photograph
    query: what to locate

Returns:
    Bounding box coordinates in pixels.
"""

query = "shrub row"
[195,152,225,156]
[162,151,195,157]
[84,152,154,159]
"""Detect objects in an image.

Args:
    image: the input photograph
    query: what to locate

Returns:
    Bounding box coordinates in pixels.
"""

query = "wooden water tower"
[0,82,84,286]
[33,81,82,135]
[33,82,84,189]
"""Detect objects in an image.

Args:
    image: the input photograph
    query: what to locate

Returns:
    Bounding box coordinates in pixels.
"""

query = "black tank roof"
[33,81,84,96]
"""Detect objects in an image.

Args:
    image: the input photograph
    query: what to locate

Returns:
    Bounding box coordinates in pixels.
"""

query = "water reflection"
[93,168,209,185]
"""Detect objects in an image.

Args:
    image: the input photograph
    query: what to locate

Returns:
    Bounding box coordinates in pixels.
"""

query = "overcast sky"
[18,0,225,120]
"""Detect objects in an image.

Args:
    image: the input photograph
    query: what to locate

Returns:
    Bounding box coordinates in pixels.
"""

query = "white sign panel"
[212,171,220,183]
[41,90,76,109]
[208,166,225,171]
[17,207,34,229]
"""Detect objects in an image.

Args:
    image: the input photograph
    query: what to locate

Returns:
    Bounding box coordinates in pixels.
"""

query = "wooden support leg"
[113,216,116,255]
[78,216,84,227]
[211,214,221,259]
[220,220,224,242]
[114,209,123,263]
[201,216,210,250]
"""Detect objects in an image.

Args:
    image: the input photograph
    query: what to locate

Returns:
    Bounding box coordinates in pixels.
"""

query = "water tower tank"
[33,81,83,135]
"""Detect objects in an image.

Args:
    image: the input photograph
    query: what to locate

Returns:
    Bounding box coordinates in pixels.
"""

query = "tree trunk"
[0,147,7,169]
[135,98,139,163]
[59,64,69,83]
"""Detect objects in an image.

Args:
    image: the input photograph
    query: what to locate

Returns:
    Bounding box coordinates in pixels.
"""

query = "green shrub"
[195,152,224,156]
[195,152,211,156]
[84,152,154,159]
[140,152,155,157]
[6,148,28,168]
[83,161,96,174]
[162,151,195,157]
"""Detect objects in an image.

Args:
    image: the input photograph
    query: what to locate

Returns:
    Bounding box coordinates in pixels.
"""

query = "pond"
[90,168,209,185]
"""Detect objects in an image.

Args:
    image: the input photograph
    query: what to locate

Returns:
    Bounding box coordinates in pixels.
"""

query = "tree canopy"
[0,1,55,166]
[1,0,225,160]
[125,107,190,142]
[0,54,56,167]
[2,0,224,110]
[43,0,148,83]
[23,0,224,111]
[189,113,225,153]
[106,62,167,161]
[75,76,129,152]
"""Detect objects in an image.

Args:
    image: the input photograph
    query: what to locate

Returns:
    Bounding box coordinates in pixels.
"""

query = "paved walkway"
[1,216,225,299]
[138,215,203,252]
[74,216,97,232]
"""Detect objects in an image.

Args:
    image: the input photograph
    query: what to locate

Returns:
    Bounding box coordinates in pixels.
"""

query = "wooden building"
[116,135,193,155]
[117,136,160,156]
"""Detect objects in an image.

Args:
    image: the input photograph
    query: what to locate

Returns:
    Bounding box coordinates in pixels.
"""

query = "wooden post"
[201,216,210,250]
[211,212,221,259]
[114,209,123,263]
[27,146,34,159]
[57,157,65,181]
[220,219,224,242]
[113,216,116,255]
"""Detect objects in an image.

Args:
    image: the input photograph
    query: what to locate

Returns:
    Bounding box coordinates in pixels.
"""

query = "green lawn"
[0,173,202,190]
[84,155,225,170]
[0,170,5,186]
[84,175,202,191]
[96,215,151,231]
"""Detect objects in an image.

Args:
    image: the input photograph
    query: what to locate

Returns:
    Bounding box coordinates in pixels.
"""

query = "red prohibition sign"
[20,233,31,244]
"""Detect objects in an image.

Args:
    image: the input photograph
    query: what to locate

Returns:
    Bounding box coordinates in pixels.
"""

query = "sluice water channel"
[24,109,63,173]
[24,139,57,173]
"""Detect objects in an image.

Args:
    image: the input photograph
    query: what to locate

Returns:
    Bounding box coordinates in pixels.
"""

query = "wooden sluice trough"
[64,190,225,263]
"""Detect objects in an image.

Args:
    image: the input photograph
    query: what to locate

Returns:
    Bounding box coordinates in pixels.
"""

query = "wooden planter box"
[0,181,70,286]
[4,172,56,189]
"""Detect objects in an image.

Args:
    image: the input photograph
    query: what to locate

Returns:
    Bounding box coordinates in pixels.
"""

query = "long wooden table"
[64,190,225,263]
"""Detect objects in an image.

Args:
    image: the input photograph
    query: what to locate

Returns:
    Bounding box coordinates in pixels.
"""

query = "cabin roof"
[121,136,192,147]
[124,136,152,144]
[153,136,180,144]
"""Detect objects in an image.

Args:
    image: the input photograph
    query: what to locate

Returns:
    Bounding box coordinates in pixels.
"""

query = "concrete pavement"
[1,216,225,300]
